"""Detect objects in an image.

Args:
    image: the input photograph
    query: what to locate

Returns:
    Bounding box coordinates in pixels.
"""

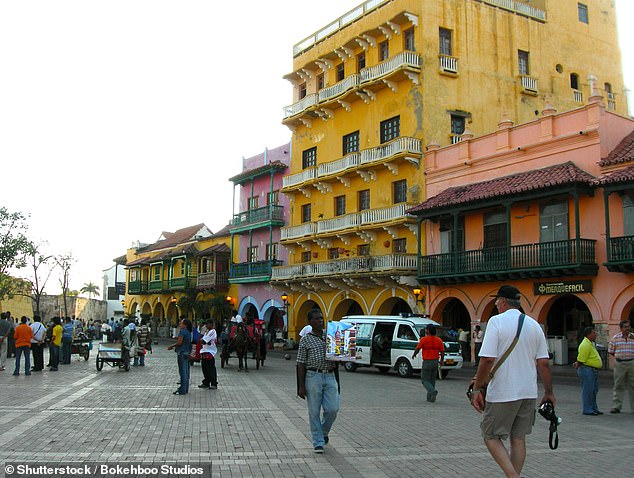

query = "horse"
[220,323,254,371]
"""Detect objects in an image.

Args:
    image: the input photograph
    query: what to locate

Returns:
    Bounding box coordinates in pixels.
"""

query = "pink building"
[408,96,634,365]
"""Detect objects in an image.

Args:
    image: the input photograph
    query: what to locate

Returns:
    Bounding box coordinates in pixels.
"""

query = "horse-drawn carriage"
[220,320,266,371]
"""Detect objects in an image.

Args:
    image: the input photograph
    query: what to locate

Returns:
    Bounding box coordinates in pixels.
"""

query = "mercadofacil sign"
[534,280,592,295]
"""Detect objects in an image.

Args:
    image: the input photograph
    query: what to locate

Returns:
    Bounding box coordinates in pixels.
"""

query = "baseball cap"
[491,285,521,300]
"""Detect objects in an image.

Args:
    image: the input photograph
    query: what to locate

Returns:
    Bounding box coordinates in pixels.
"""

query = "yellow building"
[122,223,237,329]
[0,278,33,319]
[272,0,626,338]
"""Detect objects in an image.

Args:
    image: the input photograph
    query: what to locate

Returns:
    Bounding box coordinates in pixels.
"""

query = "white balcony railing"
[483,0,546,21]
[360,203,414,225]
[360,51,421,83]
[282,167,317,189]
[280,222,317,240]
[271,254,417,281]
[317,153,361,177]
[450,135,462,144]
[360,137,422,165]
[317,213,361,234]
[283,93,318,119]
[607,92,616,110]
[520,75,538,92]
[318,74,361,102]
[573,89,583,103]
[439,55,458,73]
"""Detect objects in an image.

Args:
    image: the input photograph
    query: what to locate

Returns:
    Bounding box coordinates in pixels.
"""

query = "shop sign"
[534,280,592,295]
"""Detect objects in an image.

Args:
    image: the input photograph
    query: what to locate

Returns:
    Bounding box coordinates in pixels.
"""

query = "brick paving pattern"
[0,342,632,477]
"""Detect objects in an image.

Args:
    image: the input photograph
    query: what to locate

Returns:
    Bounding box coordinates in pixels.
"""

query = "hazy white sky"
[1,0,632,295]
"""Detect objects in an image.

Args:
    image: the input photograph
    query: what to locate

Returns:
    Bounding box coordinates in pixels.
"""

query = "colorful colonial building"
[409,98,634,364]
[228,144,290,336]
[122,223,236,334]
[272,0,626,338]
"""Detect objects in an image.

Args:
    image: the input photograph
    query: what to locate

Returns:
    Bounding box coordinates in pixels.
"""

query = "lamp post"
[413,287,425,313]
[280,293,290,339]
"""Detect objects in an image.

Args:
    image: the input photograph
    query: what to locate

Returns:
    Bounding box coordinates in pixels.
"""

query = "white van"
[339,315,463,378]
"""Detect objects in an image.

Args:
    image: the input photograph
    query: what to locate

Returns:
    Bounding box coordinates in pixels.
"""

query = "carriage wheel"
[96,358,103,371]
[83,349,90,361]
[255,346,260,370]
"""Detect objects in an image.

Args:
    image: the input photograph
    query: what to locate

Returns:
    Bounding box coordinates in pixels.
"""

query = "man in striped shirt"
[608,320,634,414]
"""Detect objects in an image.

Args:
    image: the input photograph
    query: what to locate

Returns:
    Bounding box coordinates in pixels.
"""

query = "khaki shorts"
[481,399,536,440]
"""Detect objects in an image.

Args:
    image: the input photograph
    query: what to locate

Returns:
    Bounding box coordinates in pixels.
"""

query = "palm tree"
[80,282,100,299]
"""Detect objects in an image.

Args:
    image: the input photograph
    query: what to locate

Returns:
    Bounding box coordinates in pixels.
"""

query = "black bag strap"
[489,313,525,380]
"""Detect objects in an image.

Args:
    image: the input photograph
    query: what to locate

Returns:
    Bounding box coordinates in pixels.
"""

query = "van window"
[397,325,416,340]
[418,326,453,341]
[356,323,373,340]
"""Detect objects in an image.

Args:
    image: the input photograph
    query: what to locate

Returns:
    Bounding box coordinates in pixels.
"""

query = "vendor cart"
[71,333,92,361]
[96,344,130,371]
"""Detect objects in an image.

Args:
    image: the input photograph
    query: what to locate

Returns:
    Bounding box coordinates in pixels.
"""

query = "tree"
[25,243,56,317]
[56,253,75,318]
[0,207,34,299]
[80,282,100,299]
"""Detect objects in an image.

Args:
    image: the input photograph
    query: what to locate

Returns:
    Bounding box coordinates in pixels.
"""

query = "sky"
[1,0,632,296]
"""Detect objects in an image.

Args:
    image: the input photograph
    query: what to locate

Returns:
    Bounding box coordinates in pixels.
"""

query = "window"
[483,209,507,249]
[379,40,389,61]
[299,82,306,100]
[540,201,568,242]
[328,248,339,260]
[404,27,415,51]
[266,243,278,261]
[518,50,529,75]
[267,190,279,205]
[302,147,316,169]
[247,246,258,263]
[130,269,138,281]
[439,28,452,56]
[357,52,366,72]
[343,131,359,155]
[179,260,185,276]
[605,82,613,98]
[200,258,211,273]
[570,73,579,90]
[301,204,311,223]
[152,265,161,281]
[357,244,370,256]
[578,3,589,24]
[450,115,465,136]
[358,189,370,211]
[301,251,312,263]
[248,196,258,210]
[397,324,416,340]
[624,192,634,236]
[393,179,407,204]
[380,116,400,143]
[393,238,407,254]
[439,216,464,253]
[337,62,345,82]
[335,195,346,216]
[317,73,324,91]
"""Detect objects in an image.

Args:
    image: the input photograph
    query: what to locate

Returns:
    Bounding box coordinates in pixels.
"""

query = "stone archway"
[546,295,593,341]
[440,299,471,330]
[376,297,412,316]
[332,299,363,321]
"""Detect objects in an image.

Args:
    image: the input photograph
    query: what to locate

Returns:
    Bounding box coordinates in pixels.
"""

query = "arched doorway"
[546,295,593,342]
[241,303,259,324]
[441,299,470,330]
[332,299,363,321]
[377,297,412,316]
[295,300,322,338]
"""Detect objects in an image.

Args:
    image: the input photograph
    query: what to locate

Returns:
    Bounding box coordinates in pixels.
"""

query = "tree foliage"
[0,207,34,299]
[26,243,56,316]
[80,282,100,299]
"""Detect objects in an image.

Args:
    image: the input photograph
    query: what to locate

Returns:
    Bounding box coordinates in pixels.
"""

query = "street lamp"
[281,293,289,314]
[413,287,425,304]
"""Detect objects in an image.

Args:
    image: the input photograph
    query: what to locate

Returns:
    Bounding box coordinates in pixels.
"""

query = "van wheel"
[377,366,390,374]
[396,359,412,378]
[344,362,357,372]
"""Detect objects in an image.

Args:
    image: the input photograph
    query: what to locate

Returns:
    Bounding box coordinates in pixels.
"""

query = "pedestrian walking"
[30,315,46,372]
[198,319,218,390]
[296,309,340,454]
[13,316,34,376]
[470,285,554,478]
[49,317,63,371]
[574,326,603,415]
[168,318,192,395]
[412,324,445,402]
[6,312,16,358]
[0,312,10,371]
[61,317,74,364]
[608,320,634,413]
[473,324,484,366]
[458,328,470,363]
[134,319,150,367]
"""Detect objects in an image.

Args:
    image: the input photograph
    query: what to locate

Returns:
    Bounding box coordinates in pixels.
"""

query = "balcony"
[573,89,583,103]
[145,277,197,292]
[318,74,361,105]
[230,260,282,284]
[439,55,458,75]
[607,92,616,111]
[231,205,284,233]
[271,254,417,281]
[282,168,317,190]
[317,212,361,234]
[360,136,421,167]
[520,75,538,94]
[281,222,317,241]
[359,51,421,87]
[481,0,546,21]
[196,271,229,289]
[317,153,361,177]
[127,279,148,295]
[360,203,415,227]
[418,239,598,285]
[605,236,634,272]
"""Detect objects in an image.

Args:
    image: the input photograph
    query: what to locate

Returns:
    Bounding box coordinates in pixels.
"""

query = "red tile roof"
[143,223,210,252]
[229,160,288,183]
[408,162,596,214]
[599,130,634,167]
[594,165,634,186]
[195,243,230,256]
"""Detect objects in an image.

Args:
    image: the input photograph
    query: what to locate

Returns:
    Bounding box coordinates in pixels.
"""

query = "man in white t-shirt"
[199,319,218,390]
[470,285,554,478]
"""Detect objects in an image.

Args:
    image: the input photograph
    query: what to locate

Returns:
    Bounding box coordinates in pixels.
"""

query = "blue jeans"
[50,345,60,370]
[578,365,599,413]
[133,352,145,366]
[305,370,339,447]
[14,346,31,375]
[177,353,190,393]
[421,360,438,399]
[62,337,72,364]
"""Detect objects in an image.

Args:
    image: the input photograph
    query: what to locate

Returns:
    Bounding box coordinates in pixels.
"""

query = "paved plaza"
[0,342,632,478]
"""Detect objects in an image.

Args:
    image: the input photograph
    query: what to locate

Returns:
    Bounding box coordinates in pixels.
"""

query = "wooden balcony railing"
[605,235,634,272]
[196,271,229,289]
[232,205,284,228]
[418,239,597,284]
[230,260,282,281]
